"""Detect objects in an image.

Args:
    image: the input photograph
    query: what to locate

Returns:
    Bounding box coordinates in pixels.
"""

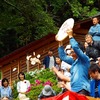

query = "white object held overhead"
[56,18,74,41]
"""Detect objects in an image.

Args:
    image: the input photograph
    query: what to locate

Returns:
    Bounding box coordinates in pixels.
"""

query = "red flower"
[43,80,52,86]
[35,80,41,85]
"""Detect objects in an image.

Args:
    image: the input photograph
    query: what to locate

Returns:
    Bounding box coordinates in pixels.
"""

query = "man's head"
[48,49,53,56]
[70,48,77,60]
[85,34,93,45]
[92,17,99,25]
[67,42,84,60]
[89,62,100,80]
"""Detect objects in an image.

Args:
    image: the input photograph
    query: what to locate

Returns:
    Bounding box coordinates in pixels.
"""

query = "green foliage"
[12,68,61,100]
[67,0,99,19]
[0,0,58,57]
[0,0,100,57]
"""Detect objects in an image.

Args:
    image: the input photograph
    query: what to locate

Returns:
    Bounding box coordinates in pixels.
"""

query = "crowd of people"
[0,16,100,100]
[39,16,100,99]
[0,72,31,100]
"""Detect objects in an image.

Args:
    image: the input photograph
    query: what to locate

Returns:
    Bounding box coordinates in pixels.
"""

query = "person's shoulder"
[0,86,2,89]
[8,86,12,90]
[97,23,100,26]
[44,55,49,58]
[93,40,100,44]
[17,81,21,85]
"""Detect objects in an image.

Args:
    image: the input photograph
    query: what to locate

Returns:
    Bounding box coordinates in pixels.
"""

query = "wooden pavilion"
[0,15,99,85]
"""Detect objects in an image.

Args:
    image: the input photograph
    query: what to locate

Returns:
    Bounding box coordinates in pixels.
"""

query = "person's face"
[48,51,53,56]
[85,35,93,45]
[3,81,8,87]
[70,49,77,59]
[19,74,24,81]
[89,71,99,80]
[92,18,99,25]
[56,57,61,64]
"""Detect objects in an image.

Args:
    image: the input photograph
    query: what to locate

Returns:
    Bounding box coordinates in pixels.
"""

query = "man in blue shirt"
[56,29,90,96]
[89,62,100,98]
[89,17,100,41]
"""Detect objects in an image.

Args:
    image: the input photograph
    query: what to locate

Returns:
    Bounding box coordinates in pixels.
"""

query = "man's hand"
[67,29,73,39]
[59,41,63,47]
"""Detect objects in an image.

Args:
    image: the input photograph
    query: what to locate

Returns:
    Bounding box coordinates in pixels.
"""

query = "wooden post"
[18,58,20,74]
[26,59,30,72]
[10,67,12,86]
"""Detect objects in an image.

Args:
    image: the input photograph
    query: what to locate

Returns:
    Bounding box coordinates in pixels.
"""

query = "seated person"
[85,34,100,61]
[89,62,100,98]
[38,85,56,100]
[0,78,12,100]
[88,16,100,41]
[17,72,31,100]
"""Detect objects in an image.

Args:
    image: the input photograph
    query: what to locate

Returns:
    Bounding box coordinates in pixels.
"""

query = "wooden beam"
[74,28,88,35]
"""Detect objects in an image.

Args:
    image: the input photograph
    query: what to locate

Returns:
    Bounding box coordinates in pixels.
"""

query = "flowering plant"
[12,68,61,100]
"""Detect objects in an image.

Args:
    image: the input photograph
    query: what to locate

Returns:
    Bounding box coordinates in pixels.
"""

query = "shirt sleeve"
[89,26,95,36]
[9,86,13,100]
[70,38,90,62]
[58,46,74,65]
[17,82,20,92]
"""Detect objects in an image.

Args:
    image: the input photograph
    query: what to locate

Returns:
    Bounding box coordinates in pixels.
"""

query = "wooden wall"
[0,33,86,85]
[0,15,95,85]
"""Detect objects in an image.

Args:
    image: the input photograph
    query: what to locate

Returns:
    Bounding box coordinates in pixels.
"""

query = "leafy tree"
[0,0,58,57]
[0,0,100,57]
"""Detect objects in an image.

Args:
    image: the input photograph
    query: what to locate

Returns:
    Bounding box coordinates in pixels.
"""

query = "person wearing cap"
[56,29,90,96]
[38,85,56,100]
[89,62,100,98]
[88,17,100,41]
[62,44,72,78]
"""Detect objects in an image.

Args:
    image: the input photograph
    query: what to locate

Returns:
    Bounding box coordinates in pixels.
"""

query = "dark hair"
[48,49,53,52]
[89,62,100,73]
[2,78,9,86]
[92,16,100,21]
[18,72,25,80]
[85,34,93,40]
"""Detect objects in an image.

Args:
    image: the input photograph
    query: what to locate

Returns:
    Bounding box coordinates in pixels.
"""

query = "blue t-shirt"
[89,24,100,41]
[0,86,12,99]
[58,38,90,92]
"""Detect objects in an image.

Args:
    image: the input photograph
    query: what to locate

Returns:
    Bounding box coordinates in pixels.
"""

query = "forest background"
[0,0,100,57]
